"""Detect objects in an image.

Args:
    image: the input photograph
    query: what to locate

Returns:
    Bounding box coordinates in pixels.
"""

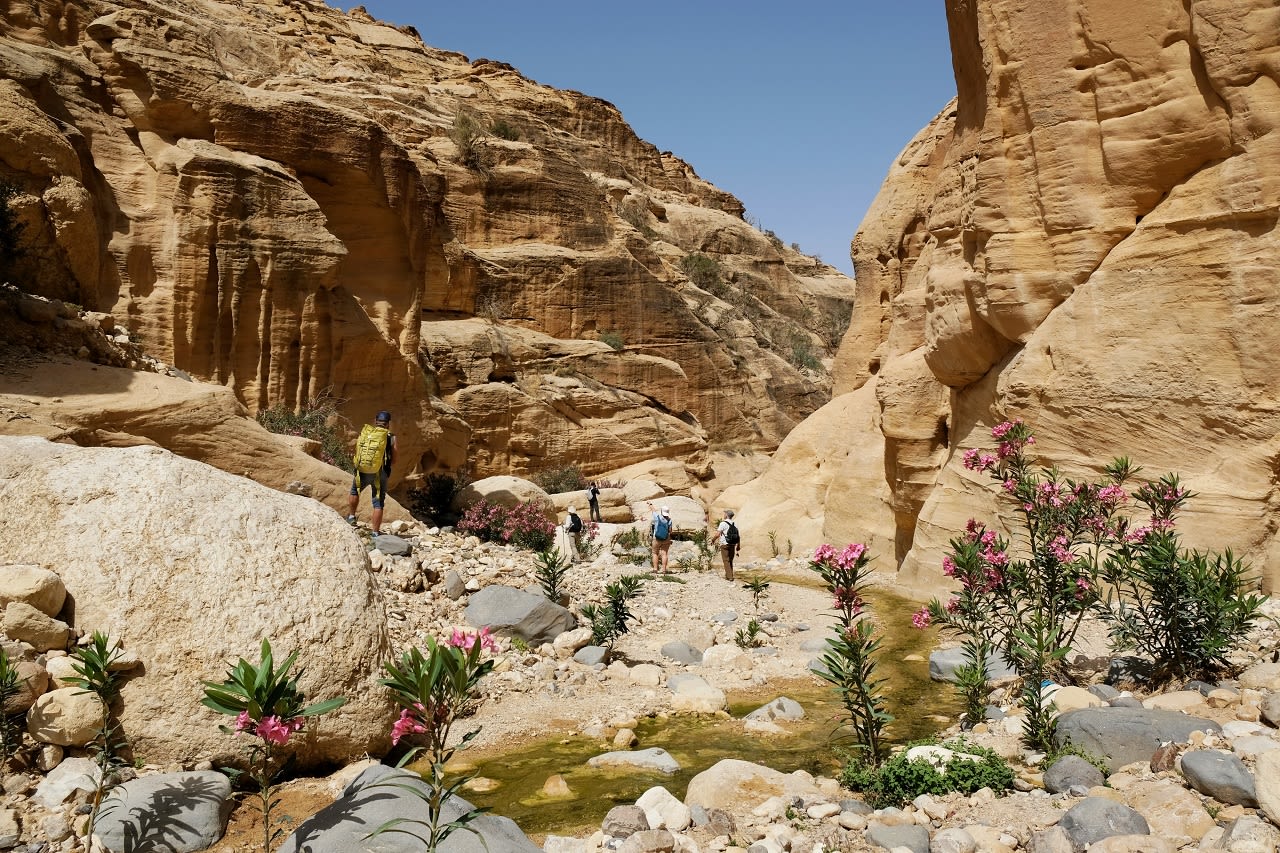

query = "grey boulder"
[1054,707,1221,771]
[94,771,233,853]
[277,765,539,852]
[1179,749,1258,807]
[463,585,575,645]
[1059,797,1149,850]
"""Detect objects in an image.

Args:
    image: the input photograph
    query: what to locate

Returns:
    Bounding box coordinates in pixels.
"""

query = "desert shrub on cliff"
[533,465,585,494]
[680,253,726,297]
[0,180,25,282]
[256,393,352,471]
[450,110,488,172]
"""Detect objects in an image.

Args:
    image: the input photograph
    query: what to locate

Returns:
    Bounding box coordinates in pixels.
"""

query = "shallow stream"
[442,585,957,837]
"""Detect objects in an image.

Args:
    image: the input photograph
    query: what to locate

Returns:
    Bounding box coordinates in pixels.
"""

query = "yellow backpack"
[353,424,390,474]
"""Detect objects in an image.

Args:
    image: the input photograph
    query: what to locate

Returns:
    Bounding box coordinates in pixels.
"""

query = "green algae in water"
[441,584,959,836]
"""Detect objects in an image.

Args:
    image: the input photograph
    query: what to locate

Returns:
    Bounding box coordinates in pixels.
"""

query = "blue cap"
[376,410,391,423]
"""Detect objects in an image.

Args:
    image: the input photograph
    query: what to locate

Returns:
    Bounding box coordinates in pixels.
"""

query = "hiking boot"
[346,515,357,526]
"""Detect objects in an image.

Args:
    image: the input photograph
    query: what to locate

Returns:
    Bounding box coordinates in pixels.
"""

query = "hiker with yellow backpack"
[347,410,397,536]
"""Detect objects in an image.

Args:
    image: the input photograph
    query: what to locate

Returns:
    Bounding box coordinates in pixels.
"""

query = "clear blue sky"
[355,2,956,276]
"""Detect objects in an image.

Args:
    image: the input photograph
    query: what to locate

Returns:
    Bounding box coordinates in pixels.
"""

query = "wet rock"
[587,747,680,775]
[744,697,804,722]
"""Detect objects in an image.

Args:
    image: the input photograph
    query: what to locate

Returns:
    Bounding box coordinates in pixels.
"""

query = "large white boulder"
[0,436,392,768]
[0,565,66,617]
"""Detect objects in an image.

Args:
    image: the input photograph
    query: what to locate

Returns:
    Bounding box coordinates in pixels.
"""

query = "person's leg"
[659,540,671,572]
[651,539,660,572]
[347,479,360,523]
[721,546,733,580]
[371,472,387,535]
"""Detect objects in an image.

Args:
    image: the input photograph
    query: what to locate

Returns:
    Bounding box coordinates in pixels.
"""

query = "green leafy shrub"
[580,575,645,647]
[680,253,724,294]
[407,470,471,522]
[1097,475,1265,684]
[534,548,571,602]
[618,200,656,239]
[788,332,823,372]
[599,330,625,351]
[742,575,771,611]
[843,738,1014,808]
[0,649,22,766]
[533,465,586,495]
[256,393,352,471]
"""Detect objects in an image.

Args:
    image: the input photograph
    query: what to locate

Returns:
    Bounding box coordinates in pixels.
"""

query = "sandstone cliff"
[0,0,851,489]
[739,0,1280,593]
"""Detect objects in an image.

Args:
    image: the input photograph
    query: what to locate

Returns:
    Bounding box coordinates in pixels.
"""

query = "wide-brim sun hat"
[661,506,671,517]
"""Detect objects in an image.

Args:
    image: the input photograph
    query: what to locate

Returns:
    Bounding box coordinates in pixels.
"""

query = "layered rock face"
[754,0,1280,592]
[0,0,850,487]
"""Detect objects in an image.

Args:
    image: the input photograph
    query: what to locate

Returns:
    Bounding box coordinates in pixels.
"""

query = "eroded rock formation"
[747,0,1280,592]
[0,0,851,489]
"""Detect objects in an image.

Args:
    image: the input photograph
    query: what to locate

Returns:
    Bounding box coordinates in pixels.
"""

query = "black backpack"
[568,513,583,534]
[724,521,740,546]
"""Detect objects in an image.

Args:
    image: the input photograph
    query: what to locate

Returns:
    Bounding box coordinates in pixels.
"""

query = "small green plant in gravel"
[734,619,765,650]
[68,632,128,841]
[534,548,571,603]
[742,575,771,611]
[0,649,24,766]
[580,575,645,648]
[842,737,1014,808]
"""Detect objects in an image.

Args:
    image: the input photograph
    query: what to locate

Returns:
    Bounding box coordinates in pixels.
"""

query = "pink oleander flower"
[255,715,295,746]
[234,710,253,733]
[1127,525,1152,543]
[1002,478,1017,493]
[941,556,956,577]
[835,542,867,568]
[1098,484,1127,505]
[982,547,1009,568]
[1049,535,1072,563]
[945,597,960,613]
[991,419,1022,439]
[979,529,997,546]
[448,626,497,653]
[812,543,837,562]
[911,608,931,629]
[390,708,427,745]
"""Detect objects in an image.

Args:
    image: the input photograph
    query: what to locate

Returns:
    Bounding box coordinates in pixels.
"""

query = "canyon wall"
[0,0,850,489]
[736,0,1280,592]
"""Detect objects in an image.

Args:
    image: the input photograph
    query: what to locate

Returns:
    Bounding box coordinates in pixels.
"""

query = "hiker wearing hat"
[712,508,741,580]
[648,503,674,573]
[563,505,584,562]
[347,410,397,536]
